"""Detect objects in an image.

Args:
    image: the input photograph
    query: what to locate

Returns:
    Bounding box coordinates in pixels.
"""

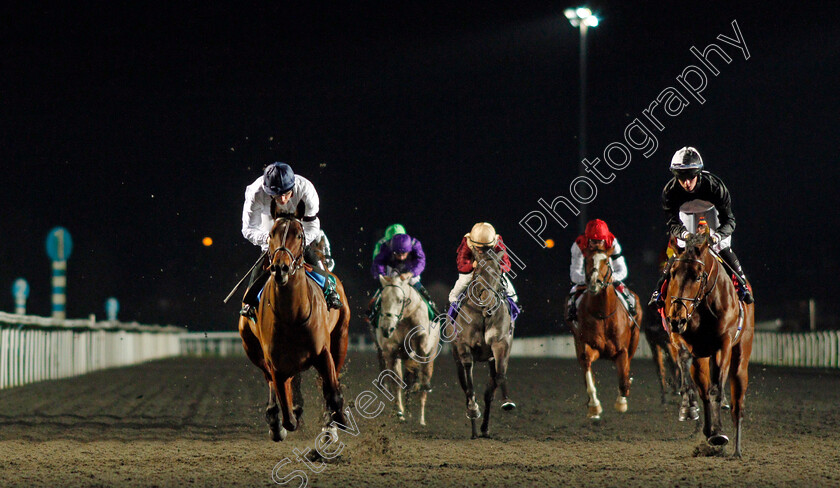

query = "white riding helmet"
[670,147,703,179]
[468,222,498,248]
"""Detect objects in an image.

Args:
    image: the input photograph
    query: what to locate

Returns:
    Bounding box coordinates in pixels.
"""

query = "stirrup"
[240,303,256,319]
[325,291,343,310]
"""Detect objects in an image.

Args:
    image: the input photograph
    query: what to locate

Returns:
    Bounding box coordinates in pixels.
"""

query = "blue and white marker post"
[45,227,73,321]
[12,278,29,315]
[105,297,119,322]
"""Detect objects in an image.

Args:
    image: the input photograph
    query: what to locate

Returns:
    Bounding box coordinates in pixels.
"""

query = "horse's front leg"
[265,381,287,442]
[418,361,434,427]
[676,343,699,422]
[492,340,516,411]
[381,341,405,421]
[453,345,480,438]
[614,348,630,413]
[691,357,713,440]
[706,345,733,447]
[313,348,346,434]
[578,344,602,420]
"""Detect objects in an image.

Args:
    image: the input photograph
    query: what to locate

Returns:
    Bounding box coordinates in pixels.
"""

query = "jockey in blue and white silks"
[239,162,342,318]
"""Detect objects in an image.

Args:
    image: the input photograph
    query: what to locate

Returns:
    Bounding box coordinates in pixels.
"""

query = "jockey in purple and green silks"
[371,233,438,316]
[372,223,406,260]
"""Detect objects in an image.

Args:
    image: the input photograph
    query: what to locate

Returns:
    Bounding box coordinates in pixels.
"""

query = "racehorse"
[451,246,516,439]
[565,243,641,420]
[665,230,754,457]
[374,275,440,425]
[237,203,350,442]
[643,303,681,405]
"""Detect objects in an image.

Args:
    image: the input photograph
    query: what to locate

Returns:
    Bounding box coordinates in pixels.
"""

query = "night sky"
[2,1,838,333]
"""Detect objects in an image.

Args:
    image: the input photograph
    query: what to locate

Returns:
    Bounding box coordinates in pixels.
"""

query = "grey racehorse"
[375,275,440,425]
[450,247,516,439]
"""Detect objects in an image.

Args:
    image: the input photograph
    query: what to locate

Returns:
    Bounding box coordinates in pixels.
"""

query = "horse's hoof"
[678,409,689,422]
[501,401,517,411]
[269,426,287,442]
[614,402,628,413]
[708,434,729,446]
[588,403,603,418]
[688,406,700,421]
[722,402,731,411]
[467,408,481,420]
[321,426,338,442]
[588,414,601,421]
[396,412,406,422]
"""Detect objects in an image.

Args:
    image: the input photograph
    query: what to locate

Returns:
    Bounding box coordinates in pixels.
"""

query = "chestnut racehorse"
[665,231,754,457]
[238,207,350,442]
[565,244,641,420]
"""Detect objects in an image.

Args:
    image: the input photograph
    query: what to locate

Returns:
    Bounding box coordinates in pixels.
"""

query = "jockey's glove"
[709,232,721,244]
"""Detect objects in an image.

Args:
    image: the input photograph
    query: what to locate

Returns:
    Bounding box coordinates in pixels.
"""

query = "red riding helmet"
[584,219,615,248]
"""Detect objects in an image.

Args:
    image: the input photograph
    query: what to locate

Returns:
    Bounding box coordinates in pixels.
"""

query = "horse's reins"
[269,217,306,275]
[669,252,720,324]
[378,283,413,324]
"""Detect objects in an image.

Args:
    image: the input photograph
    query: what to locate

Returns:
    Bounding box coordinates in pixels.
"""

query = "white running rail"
[0,312,183,389]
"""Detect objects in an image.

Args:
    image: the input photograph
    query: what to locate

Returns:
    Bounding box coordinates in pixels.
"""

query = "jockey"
[372,223,406,260]
[239,162,342,319]
[448,222,518,306]
[649,147,754,307]
[566,219,635,322]
[371,233,438,315]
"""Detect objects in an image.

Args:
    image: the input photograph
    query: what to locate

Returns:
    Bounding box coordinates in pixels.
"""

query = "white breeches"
[449,272,517,303]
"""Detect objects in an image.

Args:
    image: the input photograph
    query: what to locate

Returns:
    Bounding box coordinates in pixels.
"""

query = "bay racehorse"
[565,243,641,420]
[238,206,350,442]
[665,230,754,457]
[450,246,515,438]
[374,275,440,425]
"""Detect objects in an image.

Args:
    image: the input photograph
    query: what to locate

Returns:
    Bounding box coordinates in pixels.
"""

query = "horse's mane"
[682,232,709,260]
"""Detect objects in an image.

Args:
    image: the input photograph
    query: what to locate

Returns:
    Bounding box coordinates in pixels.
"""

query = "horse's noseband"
[669,256,719,325]
[269,218,305,276]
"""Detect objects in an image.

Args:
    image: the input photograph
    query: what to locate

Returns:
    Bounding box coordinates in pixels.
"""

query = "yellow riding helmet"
[468,222,498,248]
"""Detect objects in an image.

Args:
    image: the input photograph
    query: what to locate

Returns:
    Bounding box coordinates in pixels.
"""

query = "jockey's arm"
[241,178,270,251]
[371,246,389,279]
[410,239,426,276]
[709,176,736,237]
[610,240,629,282]
[569,243,586,285]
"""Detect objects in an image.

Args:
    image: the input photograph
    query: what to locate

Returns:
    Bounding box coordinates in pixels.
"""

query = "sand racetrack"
[1,350,839,487]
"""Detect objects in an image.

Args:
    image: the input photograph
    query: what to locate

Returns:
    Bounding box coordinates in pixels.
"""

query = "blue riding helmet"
[670,147,703,179]
[390,234,413,253]
[262,162,296,196]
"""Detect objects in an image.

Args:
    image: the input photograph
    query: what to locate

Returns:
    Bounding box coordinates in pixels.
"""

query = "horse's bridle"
[587,256,613,291]
[269,217,305,276]
[669,254,719,324]
[378,283,412,323]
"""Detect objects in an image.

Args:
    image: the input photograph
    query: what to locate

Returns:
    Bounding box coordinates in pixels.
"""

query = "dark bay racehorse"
[451,246,515,439]
[565,244,641,420]
[665,230,754,457]
[238,206,350,442]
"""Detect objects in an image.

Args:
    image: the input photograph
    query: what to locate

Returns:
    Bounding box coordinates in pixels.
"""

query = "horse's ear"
[379,275,390,287]
[295,200,305,220]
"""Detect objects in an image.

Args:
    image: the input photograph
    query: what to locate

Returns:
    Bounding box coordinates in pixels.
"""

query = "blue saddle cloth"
[258,271,326,302]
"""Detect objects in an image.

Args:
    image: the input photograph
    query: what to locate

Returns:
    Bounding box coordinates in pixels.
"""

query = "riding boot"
[566,297,577,322]
[304,244,343,310]
[615,282,636,316]
[240,255,269,319]
[717,247,754,304]
[412,281,439,316]
[649,258,673,308]
[324,275,343,310]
